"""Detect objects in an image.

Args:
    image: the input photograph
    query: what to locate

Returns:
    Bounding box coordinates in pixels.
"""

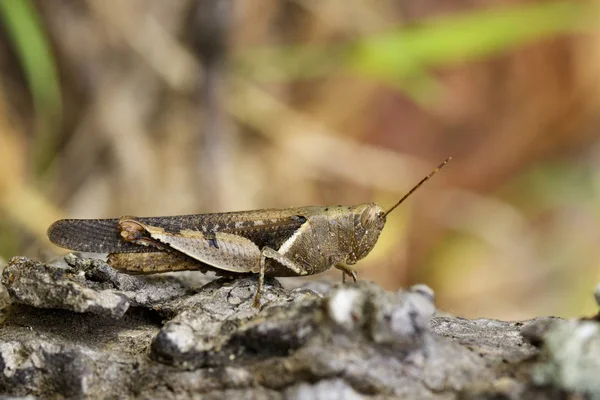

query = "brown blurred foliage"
[1,0,599,319]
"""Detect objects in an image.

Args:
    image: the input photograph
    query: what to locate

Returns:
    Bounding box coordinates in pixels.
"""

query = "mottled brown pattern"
[48,209,308,254]
[49,204,387,281]
[146,228,263,274]
[50,203,392,306]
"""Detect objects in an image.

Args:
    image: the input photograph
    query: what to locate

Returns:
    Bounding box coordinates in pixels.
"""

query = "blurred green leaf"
[0,0,62,177]
[352,1,590,79]
[237,1,591,105]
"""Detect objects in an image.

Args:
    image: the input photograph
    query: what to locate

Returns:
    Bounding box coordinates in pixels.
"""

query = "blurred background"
[1,0,599,320]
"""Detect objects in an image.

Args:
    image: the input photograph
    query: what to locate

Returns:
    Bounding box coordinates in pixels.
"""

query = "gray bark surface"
[0,255,598,399]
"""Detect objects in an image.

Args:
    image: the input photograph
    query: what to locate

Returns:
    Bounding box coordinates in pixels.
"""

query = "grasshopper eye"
[360,207,380,228]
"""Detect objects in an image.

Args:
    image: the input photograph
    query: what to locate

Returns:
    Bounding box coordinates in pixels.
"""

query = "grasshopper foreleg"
[337,264,358,284]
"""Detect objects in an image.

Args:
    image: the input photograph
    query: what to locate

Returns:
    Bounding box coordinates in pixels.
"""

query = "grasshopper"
[48,158,449,307]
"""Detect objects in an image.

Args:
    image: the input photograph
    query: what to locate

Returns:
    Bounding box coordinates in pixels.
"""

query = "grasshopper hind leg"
[255,255,266,307]
[254,247,308,307]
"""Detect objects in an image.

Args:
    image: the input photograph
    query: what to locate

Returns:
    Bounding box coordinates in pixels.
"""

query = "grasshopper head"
[348,157,450,264]
[348,203,387,263]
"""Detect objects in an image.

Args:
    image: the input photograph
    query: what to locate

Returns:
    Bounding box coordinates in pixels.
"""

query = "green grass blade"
[0,0,62,177]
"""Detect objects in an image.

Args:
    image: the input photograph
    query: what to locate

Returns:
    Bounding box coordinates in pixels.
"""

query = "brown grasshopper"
[48,158,449,306]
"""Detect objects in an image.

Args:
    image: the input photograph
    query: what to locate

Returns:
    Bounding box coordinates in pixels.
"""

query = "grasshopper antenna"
[383,157,451,218]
